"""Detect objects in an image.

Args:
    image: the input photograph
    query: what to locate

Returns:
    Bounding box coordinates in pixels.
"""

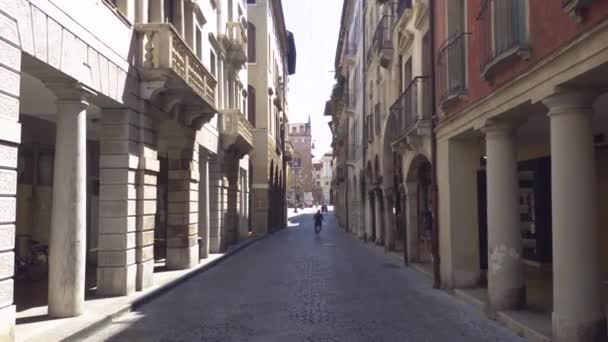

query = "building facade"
[286,121,312,205]
[330,0,608,341]
[329,0,365,235]
[318,152,333,204]
[247,0,295,235]
[0,0,295,340]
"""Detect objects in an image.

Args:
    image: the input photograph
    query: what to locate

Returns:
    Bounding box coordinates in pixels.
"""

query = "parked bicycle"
[14,241,48,281]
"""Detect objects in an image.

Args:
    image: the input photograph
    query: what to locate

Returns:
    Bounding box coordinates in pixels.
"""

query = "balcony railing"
[389,76,430,139]
[347,144,360,163]
[369,15,393,67]
[437,32,469,107]
[221,109,254,155]
[137,23,216,108]
[479,0,527,79]
[222,21,248,68]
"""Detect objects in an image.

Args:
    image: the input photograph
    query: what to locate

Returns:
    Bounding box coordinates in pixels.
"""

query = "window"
[248,85,256,127]
[195,28,203,60]
[248,22,256,63]
[292,127,296,133]
[479,0,527,78]
[164,0,174,23]
[247,0,256,3]
[325,182,329,186]
[438,0,468,104]
[210,50,216,76]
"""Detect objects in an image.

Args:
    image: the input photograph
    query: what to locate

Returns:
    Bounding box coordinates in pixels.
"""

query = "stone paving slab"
[16,236,264,342]
[90,209,523,342]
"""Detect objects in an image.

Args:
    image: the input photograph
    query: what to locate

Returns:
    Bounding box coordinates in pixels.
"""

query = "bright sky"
[283,0,343,160]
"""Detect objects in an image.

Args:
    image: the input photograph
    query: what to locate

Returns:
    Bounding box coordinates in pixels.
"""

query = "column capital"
[479,118,521,138]
[542,88,601,116]
[45,81,96,109]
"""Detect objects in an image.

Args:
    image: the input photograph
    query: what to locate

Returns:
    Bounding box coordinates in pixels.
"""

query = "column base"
[552,312,605,342]
[488,286,525,311]
[209,237,221,253]
[0,305,15,342]
[97,264,137,297]
[199,237,209,259]
[167,245,199,270]
[136,259,154,291]
[238,218,249,241]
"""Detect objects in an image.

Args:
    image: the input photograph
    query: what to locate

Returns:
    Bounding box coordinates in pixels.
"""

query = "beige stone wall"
[0,3,22,339]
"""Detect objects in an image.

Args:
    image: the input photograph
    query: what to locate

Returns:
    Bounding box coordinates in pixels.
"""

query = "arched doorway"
[404,155,433,264]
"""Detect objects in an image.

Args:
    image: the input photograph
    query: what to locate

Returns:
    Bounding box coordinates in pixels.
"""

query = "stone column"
[405,182,419,262]
[208,155,223,253]
[47,83,94,317]
[166,144,199,269]
[383,190,395,251]
[199,151,210,259]
[0,34,21,339]
[374,191,384,245]
[251,184,270,237]
[543,90,604,342]
[436,137,481,289]
[238,169,250,240]
[483,121,524,311]
[97,109,139,297]
[365,194,373,241]
[223,155,239,249]
[135,111,158,290]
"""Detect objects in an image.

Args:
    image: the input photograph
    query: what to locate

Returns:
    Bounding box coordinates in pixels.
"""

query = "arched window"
[248,85,256,127]
[248,22,256,63]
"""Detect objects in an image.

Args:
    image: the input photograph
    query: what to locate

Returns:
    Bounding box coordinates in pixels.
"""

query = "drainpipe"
[362,0,368,241]
[345,117,350,232]
[429,0,441,289]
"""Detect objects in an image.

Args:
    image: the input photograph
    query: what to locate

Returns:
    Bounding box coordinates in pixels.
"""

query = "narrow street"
[91,209,521,342]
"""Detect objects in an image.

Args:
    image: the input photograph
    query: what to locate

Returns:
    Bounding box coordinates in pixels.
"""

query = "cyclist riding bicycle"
[314,210,324,235]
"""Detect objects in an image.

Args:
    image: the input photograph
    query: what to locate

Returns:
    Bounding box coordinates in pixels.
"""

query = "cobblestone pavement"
[91,209,522,342]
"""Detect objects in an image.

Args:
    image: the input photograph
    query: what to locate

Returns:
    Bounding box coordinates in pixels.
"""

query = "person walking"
[313,210,324,236]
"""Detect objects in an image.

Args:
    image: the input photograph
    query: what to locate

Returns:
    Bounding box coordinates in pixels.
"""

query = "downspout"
[362,0,368,241]
[345,116,350,232]
[429,0,441,289]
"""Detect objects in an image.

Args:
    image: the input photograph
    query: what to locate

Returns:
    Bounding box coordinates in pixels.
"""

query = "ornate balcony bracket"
[481,45,530,82]
[391,119,431,152]
[221,21,248,69]
[221,109,254,158]
[413,0,428,29]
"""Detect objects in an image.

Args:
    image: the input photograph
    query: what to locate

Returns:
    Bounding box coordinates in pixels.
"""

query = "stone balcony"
[136,23,217,126]
[221,109,254,157]
[389,76,432,151]
[221,21,248,69]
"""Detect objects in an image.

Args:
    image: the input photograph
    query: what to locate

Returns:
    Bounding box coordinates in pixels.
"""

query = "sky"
[283,0,343,160]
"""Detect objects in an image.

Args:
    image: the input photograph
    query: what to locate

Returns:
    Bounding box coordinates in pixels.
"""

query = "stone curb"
[61,235,269,342]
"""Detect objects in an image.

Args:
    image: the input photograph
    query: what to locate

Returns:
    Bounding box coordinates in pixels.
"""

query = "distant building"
[287,120,312,204]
